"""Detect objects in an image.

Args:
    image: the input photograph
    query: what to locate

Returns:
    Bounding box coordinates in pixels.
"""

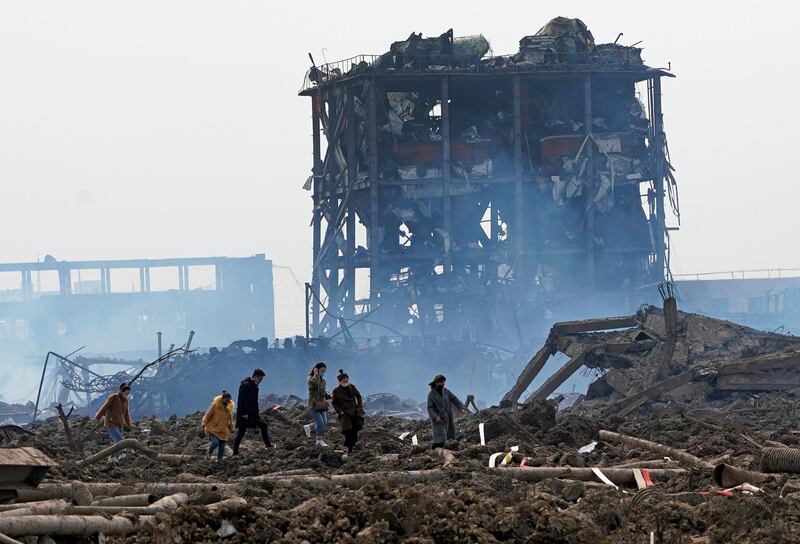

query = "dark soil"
[6,392,800,543]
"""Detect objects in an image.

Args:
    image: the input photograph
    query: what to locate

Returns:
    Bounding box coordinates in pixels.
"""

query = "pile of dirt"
[8,390,800,542]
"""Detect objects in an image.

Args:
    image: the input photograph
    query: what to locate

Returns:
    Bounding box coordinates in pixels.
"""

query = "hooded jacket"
[95,392,131,429]
[202,395,235,441]
[236,377,261,427]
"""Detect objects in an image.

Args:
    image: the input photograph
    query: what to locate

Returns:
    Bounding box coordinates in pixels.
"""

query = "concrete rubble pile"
[504,304,800,418]
[4,341,800,542]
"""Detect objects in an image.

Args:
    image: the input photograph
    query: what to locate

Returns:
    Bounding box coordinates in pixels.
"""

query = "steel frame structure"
[302,57,674,339]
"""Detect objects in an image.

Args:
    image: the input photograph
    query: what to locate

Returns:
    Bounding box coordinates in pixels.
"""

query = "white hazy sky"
[1,1,798,335]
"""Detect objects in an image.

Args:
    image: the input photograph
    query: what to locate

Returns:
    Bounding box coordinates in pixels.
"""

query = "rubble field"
[3,388,800,544]
[3,309,800,542]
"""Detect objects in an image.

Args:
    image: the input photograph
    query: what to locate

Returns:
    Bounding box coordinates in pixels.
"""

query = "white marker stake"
[411,435,418,446]
[479,423,486,446]
[398,432,410,441]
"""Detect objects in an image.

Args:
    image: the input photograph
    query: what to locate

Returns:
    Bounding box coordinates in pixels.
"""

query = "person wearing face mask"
[202,390,235,463]
[331,369,365,453]
[95,382,132,461]
[427,375,467,449]
[306,362,331,447]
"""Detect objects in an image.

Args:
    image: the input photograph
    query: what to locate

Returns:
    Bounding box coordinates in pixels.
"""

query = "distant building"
[0,254,274,356]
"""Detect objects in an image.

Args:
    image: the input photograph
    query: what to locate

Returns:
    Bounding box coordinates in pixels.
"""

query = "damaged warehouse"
[301,17,679,344]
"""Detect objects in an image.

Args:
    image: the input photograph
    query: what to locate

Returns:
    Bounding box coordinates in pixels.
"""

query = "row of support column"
[307,74,668,335]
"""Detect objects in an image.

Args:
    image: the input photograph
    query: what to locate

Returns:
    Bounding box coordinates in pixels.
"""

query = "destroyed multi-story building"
[300,18,679,344]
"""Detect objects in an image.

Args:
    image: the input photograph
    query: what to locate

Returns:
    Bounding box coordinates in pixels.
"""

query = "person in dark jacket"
[232,369,273,454]
[427,374,466,449]
[331,369,365,453]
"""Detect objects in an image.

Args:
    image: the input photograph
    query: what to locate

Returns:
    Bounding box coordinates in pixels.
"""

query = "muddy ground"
[4,390,800,543]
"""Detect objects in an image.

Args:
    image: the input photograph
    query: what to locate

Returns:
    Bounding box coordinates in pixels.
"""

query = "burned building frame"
[300,20,678,343]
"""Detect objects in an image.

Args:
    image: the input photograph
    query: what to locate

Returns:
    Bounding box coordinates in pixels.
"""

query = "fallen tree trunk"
[91,493,157,507]
[0,515,154,537]
[76,439,195,468]
[599,430,713,470]
[492,466,685,484]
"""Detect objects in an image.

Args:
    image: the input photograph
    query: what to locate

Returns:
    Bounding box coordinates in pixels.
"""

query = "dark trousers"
[343,429,360,452]
[232,420,271,454]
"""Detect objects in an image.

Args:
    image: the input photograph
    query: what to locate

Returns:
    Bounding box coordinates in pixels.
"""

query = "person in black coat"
[232,368,273,454]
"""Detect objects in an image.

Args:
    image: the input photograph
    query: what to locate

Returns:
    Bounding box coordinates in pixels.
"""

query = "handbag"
[315,399,329,412]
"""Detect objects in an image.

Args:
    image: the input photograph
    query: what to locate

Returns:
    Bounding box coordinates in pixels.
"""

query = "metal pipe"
[712,463,769,488]
[157,332,162,358]
[760,447,800,473]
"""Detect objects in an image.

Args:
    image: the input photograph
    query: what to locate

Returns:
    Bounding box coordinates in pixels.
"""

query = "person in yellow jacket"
[201,391,235,463]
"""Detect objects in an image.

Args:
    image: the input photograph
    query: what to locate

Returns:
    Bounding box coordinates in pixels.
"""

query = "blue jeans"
[208,434,226,461]
[107,426,124,459]
[310,407,327,438]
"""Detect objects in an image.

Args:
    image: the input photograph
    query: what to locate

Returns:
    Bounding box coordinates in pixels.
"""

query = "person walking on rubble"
[95,382,132,461]
[331,369,365,453]
[427,374,467,449]
[306,362,331,447]
[202,390,235,463]
[232,368,274,454]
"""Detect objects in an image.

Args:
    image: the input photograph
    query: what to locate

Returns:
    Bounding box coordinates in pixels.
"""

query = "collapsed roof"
[305,17,650,90]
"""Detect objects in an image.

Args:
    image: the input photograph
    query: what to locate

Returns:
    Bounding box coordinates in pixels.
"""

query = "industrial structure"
[0,254,274,355]
[301,18,679,344]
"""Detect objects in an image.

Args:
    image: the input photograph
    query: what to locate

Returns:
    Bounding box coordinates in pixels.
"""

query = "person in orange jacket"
[202,390,235,463]
[95,383,132,461]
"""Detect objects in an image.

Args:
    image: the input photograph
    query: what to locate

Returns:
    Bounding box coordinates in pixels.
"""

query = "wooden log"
[0,500,69,518]
[0,514,154,537]
[91,494,157,507]
[599,430,713,470]
[492,466,685,484]
[76,439,195,467]
[527,351,587,402]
